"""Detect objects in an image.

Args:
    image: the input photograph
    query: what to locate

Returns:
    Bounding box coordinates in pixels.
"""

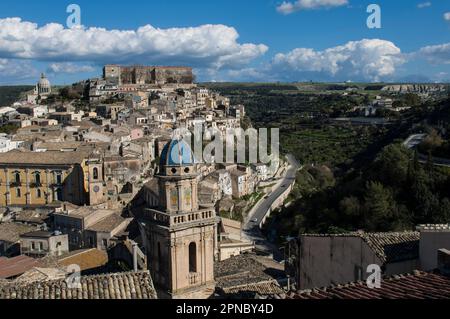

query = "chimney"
[438,249,450,276]
[132,242,138,272]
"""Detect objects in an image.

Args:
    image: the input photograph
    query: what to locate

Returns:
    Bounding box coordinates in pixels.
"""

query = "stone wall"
[104,65,193,85]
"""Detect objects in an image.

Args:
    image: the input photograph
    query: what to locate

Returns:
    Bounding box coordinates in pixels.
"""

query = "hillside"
[0,86,33,106]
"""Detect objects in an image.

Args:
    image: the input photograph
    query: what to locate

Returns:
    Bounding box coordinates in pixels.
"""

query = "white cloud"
[418,43,450,64]
[444,12,450,21]
[276,0,348,15]
[48,62,95,74]
[271,39,405,82]
[0,58,38,83]
[0,18,268,70]
[417,2,431,9]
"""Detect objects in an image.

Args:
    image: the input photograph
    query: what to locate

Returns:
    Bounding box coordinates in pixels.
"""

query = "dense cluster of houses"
[0,66,280,299]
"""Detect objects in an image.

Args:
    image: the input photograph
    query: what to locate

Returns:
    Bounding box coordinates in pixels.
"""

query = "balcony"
[144,209,216,228]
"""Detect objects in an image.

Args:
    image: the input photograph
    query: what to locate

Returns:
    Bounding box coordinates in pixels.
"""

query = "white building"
[0,134,22,153]
[251,163,269,182]
[214,169,233,197]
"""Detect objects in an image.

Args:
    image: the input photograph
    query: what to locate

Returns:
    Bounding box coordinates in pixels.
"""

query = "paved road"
[418,153,450,167]
[403,134,427,149]
[403,134,450,168]
[242,154,301,261]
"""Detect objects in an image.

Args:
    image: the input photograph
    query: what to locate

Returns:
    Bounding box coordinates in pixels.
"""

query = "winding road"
[242,154,301,261]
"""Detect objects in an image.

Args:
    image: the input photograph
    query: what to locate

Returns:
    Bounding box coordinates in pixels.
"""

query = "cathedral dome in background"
[36,73,51,95]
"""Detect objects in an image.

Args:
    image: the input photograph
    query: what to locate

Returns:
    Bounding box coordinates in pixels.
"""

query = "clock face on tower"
[93,186,100,193]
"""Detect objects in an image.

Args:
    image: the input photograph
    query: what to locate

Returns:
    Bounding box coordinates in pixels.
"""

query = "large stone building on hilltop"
[103,65,194,85]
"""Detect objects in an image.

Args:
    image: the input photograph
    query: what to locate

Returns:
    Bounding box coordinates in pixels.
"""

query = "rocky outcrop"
[382,84,449,94]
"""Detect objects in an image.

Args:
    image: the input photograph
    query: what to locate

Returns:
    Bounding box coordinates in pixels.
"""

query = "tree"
[419,129,443,154]
[339,196,361,219]
[363,181,397,231]
[371,144,411,187]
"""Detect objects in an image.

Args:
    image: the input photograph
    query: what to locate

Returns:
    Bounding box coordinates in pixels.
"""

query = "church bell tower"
[141,137,217,299]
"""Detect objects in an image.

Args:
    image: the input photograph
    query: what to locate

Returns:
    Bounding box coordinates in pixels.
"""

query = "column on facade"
[46,169,51,204]
[25,168,31,205]
[4,169,10,205]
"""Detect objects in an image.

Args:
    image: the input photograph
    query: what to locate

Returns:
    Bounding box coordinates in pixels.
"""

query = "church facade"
[139,137,218,299]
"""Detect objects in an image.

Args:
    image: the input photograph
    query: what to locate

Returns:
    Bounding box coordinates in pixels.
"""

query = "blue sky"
[0,0,449,84]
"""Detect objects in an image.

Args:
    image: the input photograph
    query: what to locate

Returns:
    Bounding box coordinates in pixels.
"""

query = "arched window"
[34,172,41,185]
[189,242,197,273]
[93,167,99,180]
[14,172,21,184]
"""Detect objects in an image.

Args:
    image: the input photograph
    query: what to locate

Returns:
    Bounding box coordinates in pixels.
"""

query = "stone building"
[138,137,218,299]
[0,150,92,206]
[53,205,131,251]
[286,232,420,290]
[103,65,194,85]
[19,231,69,257]
[417,224,450,271]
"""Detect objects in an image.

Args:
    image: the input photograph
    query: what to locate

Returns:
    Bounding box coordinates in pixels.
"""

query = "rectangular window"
[56,173,62,184]
[16,188,21,198]
[102,239,108,248]
[31,242,35,250]
[39,242,44,251]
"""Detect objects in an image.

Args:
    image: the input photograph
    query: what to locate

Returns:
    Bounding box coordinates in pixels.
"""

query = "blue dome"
[160,139,195,167]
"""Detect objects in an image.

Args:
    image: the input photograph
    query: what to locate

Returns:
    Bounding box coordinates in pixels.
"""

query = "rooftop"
[215,254,284,297]
[0,271,157,299]
[13,210,50,225]
[87,214,131,233]
[0,255,40,279]
[0,222,37,243]
[20,231,64,239]
[0,150,89,166]
[273,271,450,299]
[417,224,450,231]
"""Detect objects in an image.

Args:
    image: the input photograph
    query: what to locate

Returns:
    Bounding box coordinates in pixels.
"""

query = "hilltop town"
[0,65,290,299]
[0,66,450,300]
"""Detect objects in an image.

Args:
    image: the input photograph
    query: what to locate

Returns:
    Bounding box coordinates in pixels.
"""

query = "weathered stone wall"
[104,65,193,85]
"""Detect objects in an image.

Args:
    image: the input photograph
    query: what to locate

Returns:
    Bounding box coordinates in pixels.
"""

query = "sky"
[0,0,449,84]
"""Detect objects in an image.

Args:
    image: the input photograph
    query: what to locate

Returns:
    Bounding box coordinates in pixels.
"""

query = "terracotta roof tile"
[277,271,450,299]
[215,254,284,296]
[0,223,38,243]
[0,271,157,299]
[0,150,89,166]
[0,256,40,279]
